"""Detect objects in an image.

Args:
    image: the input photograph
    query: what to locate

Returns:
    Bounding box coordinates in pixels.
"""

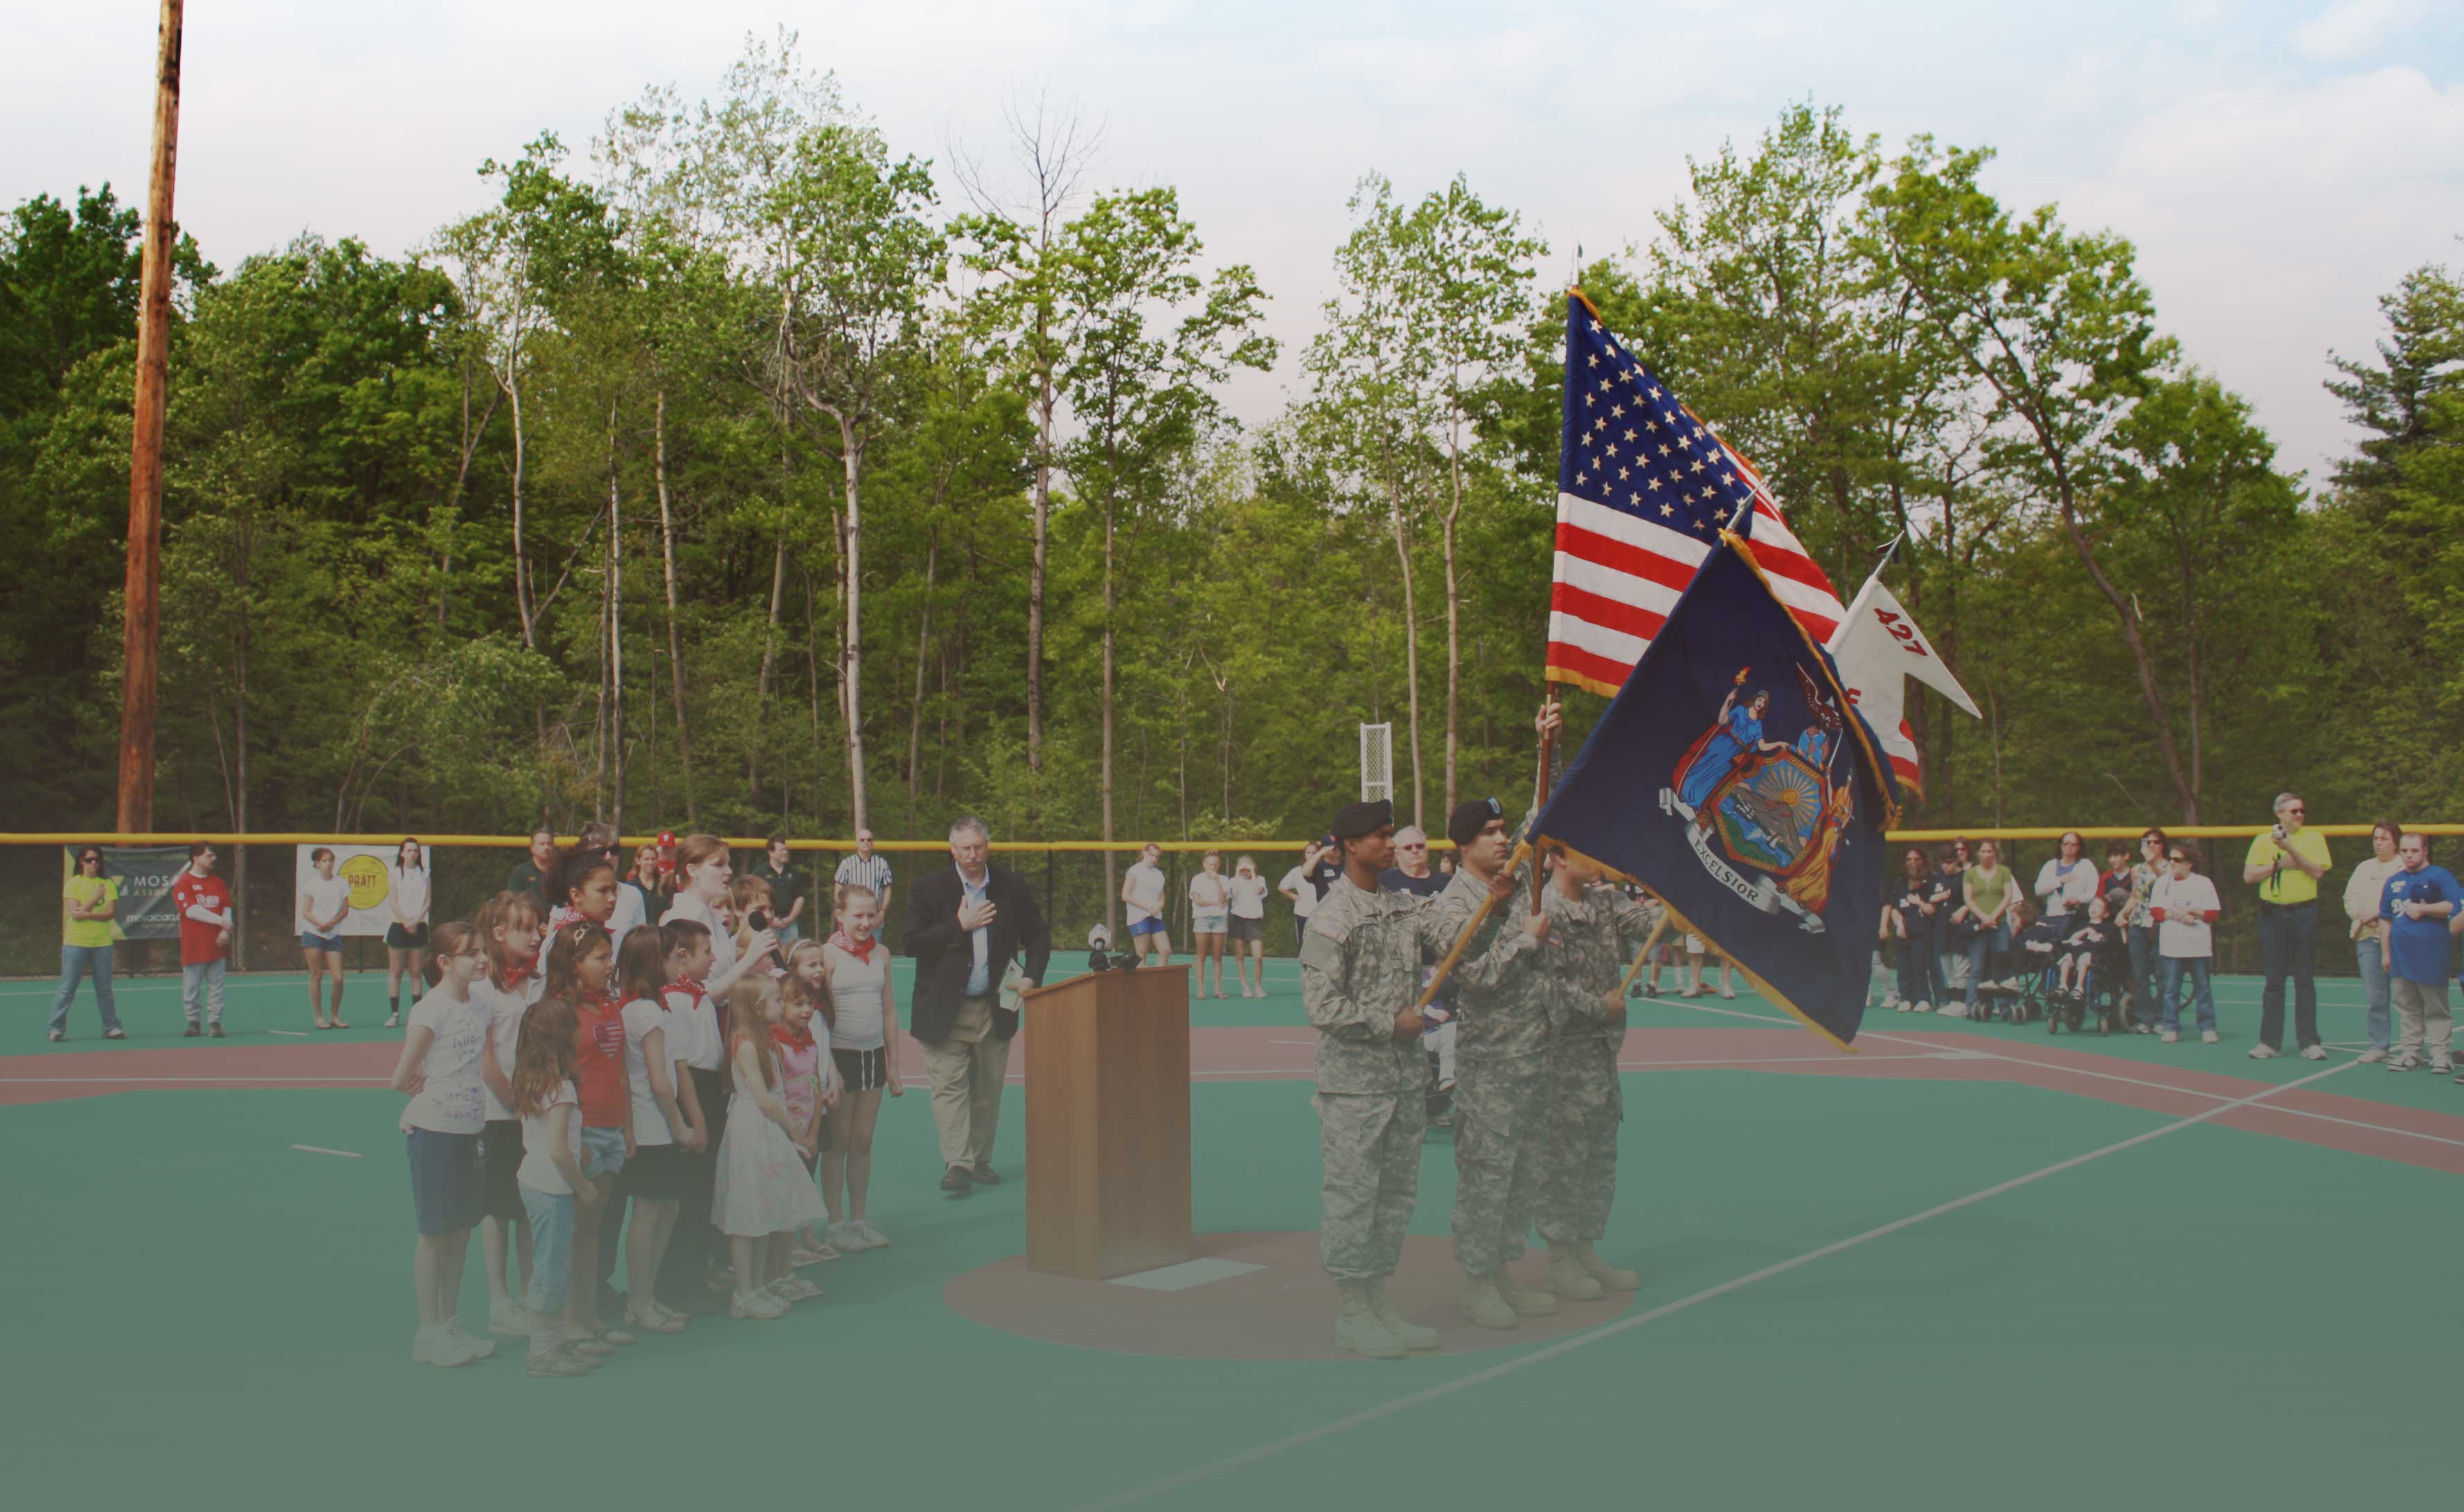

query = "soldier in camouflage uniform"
[1303,798,1461,1358]
[1533,850,1652,1297]
[1433,791,1562,1329]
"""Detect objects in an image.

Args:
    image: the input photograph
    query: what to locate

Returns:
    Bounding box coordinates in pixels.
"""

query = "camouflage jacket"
[1541,884,1657,1039]
[1302,874,1454,1094]
[1426,867,1551,1060]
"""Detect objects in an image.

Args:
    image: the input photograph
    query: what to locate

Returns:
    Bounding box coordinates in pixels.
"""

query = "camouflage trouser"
[1536,1031,1622,1243]
[1450,1052,1552,1273]
[1315,1090,1427,1281]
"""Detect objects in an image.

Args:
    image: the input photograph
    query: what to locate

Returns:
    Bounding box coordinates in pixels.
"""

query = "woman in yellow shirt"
[49,845,124,1041]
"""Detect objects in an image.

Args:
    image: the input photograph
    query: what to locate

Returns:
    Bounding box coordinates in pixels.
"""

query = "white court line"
[268,1029,309,1037]
[1267,1039,1318,1046]
[290,1144,361,1158]
[1618,1052,1945,1068]
[1802,1020,2464,1158]
[1076,1058,2359,1512]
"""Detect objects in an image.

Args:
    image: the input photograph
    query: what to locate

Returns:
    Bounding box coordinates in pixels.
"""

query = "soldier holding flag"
[1431,705,1566,1330]
[1303,795,1539,1358]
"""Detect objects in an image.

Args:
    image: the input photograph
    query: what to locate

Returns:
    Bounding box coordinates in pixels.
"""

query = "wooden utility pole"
[117,0,185,832]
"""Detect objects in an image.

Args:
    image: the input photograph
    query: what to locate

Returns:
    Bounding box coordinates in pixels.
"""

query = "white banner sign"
[293,844,411,939]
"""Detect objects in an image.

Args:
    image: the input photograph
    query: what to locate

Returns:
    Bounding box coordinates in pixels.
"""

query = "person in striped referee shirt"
[834,830,894,925]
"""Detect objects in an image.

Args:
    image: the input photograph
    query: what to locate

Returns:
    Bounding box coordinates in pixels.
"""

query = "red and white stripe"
[1545,435,1923,793]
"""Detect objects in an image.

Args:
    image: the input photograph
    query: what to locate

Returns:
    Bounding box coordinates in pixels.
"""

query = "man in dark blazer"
[905,815,1051,1196]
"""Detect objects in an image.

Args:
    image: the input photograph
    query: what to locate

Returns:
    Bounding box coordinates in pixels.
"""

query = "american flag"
[1544,294,1924,793]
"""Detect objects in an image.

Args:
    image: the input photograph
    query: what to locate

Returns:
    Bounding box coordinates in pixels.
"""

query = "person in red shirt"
[171,843,235,1038]
[543,921,632,1354]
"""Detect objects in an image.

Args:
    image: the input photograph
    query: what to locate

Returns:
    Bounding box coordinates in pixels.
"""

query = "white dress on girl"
[711,1055,826,1237]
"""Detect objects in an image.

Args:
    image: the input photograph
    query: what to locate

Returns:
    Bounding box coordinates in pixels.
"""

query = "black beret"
[1448,797,1506,849]
[1330,798,1393,841]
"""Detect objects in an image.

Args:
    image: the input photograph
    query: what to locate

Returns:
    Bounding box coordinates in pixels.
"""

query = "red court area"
[14,1021,2463,1176]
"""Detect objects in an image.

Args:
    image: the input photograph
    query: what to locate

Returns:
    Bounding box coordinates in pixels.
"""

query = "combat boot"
[1544,1241,1605,1300]
[1463,1271,1519,1329]
[1366,1277,1440,1351]
[1576,1241,1639,1290]
[1494,1270,1560,1316]
[1334,1281,1406,1358]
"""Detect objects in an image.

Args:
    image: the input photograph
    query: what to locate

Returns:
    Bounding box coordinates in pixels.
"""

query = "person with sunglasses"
[2150,844,2222,1045]
[1377,826,1447,899]
[2242,792,2332,1060]
[48,845,125,1041]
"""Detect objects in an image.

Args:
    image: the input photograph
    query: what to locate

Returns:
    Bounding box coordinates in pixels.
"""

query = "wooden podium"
[1021,963,1192,1279]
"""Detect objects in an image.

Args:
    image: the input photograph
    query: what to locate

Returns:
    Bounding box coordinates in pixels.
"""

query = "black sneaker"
[183,1023,202,1038]
[940,1165,974,1196]
[970,1161,1001,1186]
[208,1023,226,1038]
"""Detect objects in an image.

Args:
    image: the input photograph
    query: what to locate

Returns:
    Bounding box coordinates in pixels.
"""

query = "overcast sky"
[6,0,2460,481]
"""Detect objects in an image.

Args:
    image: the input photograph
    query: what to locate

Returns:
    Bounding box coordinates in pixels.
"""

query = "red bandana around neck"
[828,928,876,964]
[771,1020,816,1052]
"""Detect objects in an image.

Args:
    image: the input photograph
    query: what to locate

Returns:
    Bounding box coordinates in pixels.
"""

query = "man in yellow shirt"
[2242,792,2331,1061]
[50,845,125,1041]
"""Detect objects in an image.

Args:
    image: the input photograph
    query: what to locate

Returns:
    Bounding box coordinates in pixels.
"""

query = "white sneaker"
[412,1324,476,1367]
[2434,1059,2455,1076]
[855,1219,889,1248]
[827,1221,877,1253]
[2201,1031,2220,1045]
[1896,1001,1914,1012]
[1720,984,1737,999]
[384,1014,400,1029]
[2248,1045,2279,1060]
[445,1317,497,1359]
[2161,1031,2179,1044]
[1938,1004,1970,1020]
[1913,1001,1933,1014]
[489,1299,532,1337]
[2357,1047,2388,1063]
[2390,1054,2421,1072]
[2300,1044,2328,1061]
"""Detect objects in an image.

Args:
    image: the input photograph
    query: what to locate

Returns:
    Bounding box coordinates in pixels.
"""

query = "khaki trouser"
[2391,977,2454,1062]
[922,993,1010,1169]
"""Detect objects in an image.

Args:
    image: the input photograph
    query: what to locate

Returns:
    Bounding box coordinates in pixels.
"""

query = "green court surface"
[6,961,2460,1510]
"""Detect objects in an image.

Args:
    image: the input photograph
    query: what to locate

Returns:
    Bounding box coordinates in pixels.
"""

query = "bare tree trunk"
[233,510,251,971]
[838,418,869,829]
[653,390,695,821]
[751,434,790,804]
[1100,494,1118,929]
[507,375,535,649]
[1028,366,1051,777]
[605,399,625,833]
[1442,431,1463,815]
[1390,501,1425,830]
[2050,469,2197,822]
[906,528,936,832]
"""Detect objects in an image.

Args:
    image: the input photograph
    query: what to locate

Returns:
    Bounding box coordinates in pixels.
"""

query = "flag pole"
[1615,911,1673,997]
[1411,843,1530,1012]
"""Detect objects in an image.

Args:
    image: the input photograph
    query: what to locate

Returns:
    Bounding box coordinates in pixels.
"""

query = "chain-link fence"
[0,836,1340,981]
[8,825,2460,982]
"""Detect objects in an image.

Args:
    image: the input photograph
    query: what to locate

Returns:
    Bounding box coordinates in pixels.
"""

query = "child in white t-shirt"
[387,921,495,1368]
[474,891,544,1338]
[512,996,599,1377]
[614,928,702,1335]
[2149,843,2222,1043]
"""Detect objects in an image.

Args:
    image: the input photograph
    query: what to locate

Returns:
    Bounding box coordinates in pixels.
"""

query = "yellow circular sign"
[340,853,391,911]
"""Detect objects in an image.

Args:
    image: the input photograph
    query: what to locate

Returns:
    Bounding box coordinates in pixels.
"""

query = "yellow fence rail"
[8,824,2464,852]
